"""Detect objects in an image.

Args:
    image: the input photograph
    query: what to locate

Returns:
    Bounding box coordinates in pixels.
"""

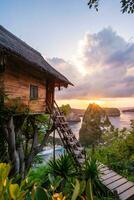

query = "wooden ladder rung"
[66,137,77,143]
[61,128,71,132]
[78,158,85,164]
[76,153,85,158]
[56,115,65,118]
[68,141,77,146]
[60,122,68,125]
[77,147,84,151]
[66,134,76,139]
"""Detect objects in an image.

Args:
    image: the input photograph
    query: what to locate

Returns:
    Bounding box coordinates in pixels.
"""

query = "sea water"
[69,111,134,139]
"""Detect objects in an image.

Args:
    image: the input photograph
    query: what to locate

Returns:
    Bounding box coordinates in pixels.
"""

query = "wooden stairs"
[47,100,86,167]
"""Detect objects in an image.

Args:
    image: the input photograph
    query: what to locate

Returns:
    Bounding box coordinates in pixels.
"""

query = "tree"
[0,91,55,178]
[87,0,134,13]
[60,104,71,116]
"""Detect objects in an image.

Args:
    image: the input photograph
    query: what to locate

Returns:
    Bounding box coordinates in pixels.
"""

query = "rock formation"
[79,104,111,146]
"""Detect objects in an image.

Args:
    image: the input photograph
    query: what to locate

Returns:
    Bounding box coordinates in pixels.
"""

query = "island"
[122,108,134,113]
[60,104,120,123]
[103,108,120,117]
[60,104,81,123]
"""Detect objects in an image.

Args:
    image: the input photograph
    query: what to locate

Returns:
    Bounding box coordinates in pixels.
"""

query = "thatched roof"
[0,25,73,87]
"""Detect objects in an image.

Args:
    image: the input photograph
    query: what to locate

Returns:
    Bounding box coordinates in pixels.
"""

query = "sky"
[1,0,134,108]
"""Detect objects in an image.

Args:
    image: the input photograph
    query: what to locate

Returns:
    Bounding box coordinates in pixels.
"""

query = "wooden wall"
[4,58,47,113]
[0,73,4,90]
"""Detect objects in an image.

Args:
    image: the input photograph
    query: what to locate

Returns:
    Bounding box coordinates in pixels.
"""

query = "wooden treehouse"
[0,25,72,113]
[0,25,85,171]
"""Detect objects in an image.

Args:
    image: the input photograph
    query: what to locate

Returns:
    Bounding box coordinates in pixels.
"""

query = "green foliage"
[29,156,75,198]
[60,104,71,116]
[0,163,27,200]
[32,187,49,200]
[94,122,134,182]
[71,179,80,200]
[0,162,66,200]
[82,157,108,199]
[28,155,75,198]
[28,165,49,185]
[0,91,9,162]
[0,88,54,176]
[47,153,77,197]
[33,155,44,165]
[88,0,99,11]
[87,0,134,13]
[48,154,76,179]
[28,154,116,199]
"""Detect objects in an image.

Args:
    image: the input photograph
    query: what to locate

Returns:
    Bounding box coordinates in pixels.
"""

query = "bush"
[94,130,134,181]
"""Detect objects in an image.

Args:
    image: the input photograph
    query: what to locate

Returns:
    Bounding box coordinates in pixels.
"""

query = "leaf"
[79,180,86,196]
[9,184,19,200]
[48,173,55,184]
[0,163,10,185]
[34,187,49,200]
[86,179,94,200]
[71,179,80,200]
[86,179,91,200]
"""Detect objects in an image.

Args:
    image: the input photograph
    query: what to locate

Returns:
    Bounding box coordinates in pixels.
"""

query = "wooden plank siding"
[4,58,47,113]
[0,72,4,90]
[99,165,134,200]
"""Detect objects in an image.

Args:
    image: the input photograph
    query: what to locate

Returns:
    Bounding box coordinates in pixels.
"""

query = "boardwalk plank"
[119,186,134,200]
[100,169,114,175]
[99,166,109,172]
[107,178,128,190]
[101,172,117,180]
[102,175,122,186]
[116,181,134,195]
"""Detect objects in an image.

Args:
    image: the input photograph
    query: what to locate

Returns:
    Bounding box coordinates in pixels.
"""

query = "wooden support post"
[53,129,56,163]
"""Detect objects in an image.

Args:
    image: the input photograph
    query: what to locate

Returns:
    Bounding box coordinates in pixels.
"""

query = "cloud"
[47,57,80,84]
[47,27,134,100]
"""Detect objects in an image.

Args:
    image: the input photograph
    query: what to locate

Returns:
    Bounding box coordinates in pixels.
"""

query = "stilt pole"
[53,129,56,163]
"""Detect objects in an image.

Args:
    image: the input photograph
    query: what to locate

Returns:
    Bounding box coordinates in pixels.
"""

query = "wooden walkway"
[99,165,134,200]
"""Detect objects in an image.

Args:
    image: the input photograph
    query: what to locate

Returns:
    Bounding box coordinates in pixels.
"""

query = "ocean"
[69,110,134,139]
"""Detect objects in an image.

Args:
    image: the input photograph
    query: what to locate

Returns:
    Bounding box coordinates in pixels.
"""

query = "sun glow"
[57,98,134,109]
[57,99,107,109]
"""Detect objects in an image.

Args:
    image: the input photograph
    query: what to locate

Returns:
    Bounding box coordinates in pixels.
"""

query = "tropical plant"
[47,153,77,197]
[0,162,55,200]
[28,152,117,200]
[48,154,76,179]
[28,165,49,186]
[0,163,27,200]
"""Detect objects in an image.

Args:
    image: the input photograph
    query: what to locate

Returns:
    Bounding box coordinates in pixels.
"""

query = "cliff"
[79,104,111,146]
[103,108,120,117]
